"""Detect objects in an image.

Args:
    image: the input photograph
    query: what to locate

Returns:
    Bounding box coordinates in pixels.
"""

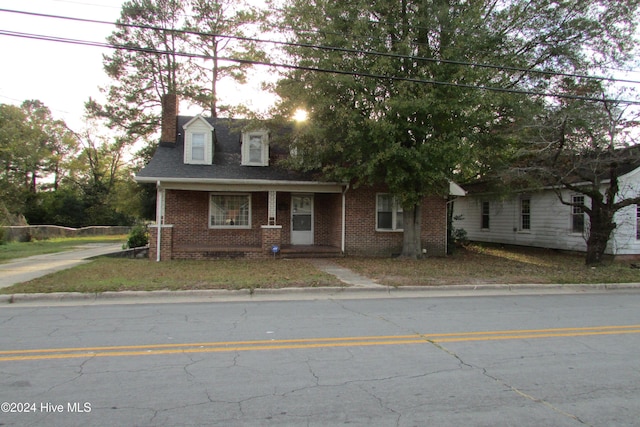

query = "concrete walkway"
[307,259,385,288]
[0,244,124,289]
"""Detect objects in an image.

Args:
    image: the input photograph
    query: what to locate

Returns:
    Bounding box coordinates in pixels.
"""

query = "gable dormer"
[241,129,269,166]
[183,116,214,165]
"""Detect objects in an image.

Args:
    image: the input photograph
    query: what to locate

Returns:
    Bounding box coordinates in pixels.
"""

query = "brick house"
[135,95,463,260]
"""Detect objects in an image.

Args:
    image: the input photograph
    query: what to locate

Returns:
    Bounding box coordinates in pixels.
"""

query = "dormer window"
[242,130,269,166]
[183,116,214,165]
[191,133,205,162]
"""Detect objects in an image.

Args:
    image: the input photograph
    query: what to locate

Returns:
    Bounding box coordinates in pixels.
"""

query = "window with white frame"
[481,201,490,229]
[376,194,403,231]
[241,130,269,166]
[571,195,585,233]
[520,197,531,231]
[209,194,251,228]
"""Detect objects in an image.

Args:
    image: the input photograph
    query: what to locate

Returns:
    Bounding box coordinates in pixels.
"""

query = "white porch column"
[155,181,165,262]
[268,190,277,225]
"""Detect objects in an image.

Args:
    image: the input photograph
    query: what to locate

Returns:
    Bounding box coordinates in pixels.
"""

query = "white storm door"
[291,194,314,245]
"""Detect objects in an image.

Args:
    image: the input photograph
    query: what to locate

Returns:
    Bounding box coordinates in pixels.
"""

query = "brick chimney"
[160,93,179,144]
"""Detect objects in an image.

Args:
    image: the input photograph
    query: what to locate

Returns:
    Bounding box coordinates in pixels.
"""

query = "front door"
[291,194,314,245]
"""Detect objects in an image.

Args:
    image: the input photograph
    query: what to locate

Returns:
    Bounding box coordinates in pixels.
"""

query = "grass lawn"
[338,244,640,286]
[0,235,128,263]
[0,258,343,294]
[1,242,639,294]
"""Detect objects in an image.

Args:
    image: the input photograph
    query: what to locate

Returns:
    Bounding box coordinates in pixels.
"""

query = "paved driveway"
[0,244,123,288]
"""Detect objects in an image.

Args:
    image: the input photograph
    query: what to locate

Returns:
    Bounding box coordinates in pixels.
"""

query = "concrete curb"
[2,282,640,305]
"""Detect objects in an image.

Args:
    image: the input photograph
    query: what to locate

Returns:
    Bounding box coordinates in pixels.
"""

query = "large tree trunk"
[400,202,422,259]
[211,54,218,118]
[585,204,616,266]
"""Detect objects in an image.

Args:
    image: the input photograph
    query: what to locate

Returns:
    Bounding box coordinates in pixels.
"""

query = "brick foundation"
[262,225,283,256]
[149,225,173,261]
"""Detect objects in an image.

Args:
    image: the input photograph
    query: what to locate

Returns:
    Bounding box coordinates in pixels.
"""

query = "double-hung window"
[210,194,251,228]
[520,197,531,231]
[481,201,490,229]
[571,195,585,233]
[242,130,269,166]
[249,135,263,163]
[376,194,403,231]
[190,133,205,162]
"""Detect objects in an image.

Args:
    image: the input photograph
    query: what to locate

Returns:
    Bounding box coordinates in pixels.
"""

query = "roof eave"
[449,181,467,196]
[134,176,346,193]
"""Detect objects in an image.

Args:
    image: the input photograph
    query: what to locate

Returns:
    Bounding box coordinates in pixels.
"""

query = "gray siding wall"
[454,167,640,256]
[454,185,640,256]
[453,189,588,252]
[610,168,640,255]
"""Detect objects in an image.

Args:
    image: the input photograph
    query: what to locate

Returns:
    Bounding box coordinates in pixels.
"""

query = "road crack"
[356,383,402,427]
[481,367,590,425]
[426,339,591,426]
[330,298,593,425]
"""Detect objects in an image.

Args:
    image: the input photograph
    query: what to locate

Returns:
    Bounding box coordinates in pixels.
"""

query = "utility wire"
[3,28,639,106]
[2,7,640,87]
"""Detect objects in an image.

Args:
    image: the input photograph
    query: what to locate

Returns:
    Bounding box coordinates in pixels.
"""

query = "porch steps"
[279,245,343,259]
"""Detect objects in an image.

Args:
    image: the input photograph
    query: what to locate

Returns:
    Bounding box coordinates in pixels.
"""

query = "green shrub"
[125,224,149,249]
[447,214,468,254]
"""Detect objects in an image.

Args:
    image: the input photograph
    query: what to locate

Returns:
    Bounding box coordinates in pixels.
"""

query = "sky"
[0,0,125,130]
[0,0,276,131]
[2,0,640,133]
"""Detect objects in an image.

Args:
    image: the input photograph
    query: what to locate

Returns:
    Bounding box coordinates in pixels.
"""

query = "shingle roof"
[135,117,321,183]
[461,147,640,195]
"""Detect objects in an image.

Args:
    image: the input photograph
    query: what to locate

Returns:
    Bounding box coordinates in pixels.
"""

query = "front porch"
[150,220,342,260]
[149,187,345,261]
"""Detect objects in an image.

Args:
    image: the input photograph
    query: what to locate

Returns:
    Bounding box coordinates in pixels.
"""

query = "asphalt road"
[1,292,639,426]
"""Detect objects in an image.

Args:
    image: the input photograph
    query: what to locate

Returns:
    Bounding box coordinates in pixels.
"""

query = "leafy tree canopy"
[271,0,639,257]
[87,0,268,144]
[0,101,144,227]
[504,82,640,265]
[0,101,79,215]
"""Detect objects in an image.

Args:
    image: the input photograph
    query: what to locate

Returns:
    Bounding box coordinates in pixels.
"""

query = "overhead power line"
[2,7,640,86]
[1,9,640,105]
[3,28,639,106]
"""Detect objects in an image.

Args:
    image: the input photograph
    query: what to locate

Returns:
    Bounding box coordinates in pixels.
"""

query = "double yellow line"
[1,325,639,362]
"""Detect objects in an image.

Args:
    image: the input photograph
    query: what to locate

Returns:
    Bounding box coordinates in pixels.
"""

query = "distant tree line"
[0,100,151,228]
